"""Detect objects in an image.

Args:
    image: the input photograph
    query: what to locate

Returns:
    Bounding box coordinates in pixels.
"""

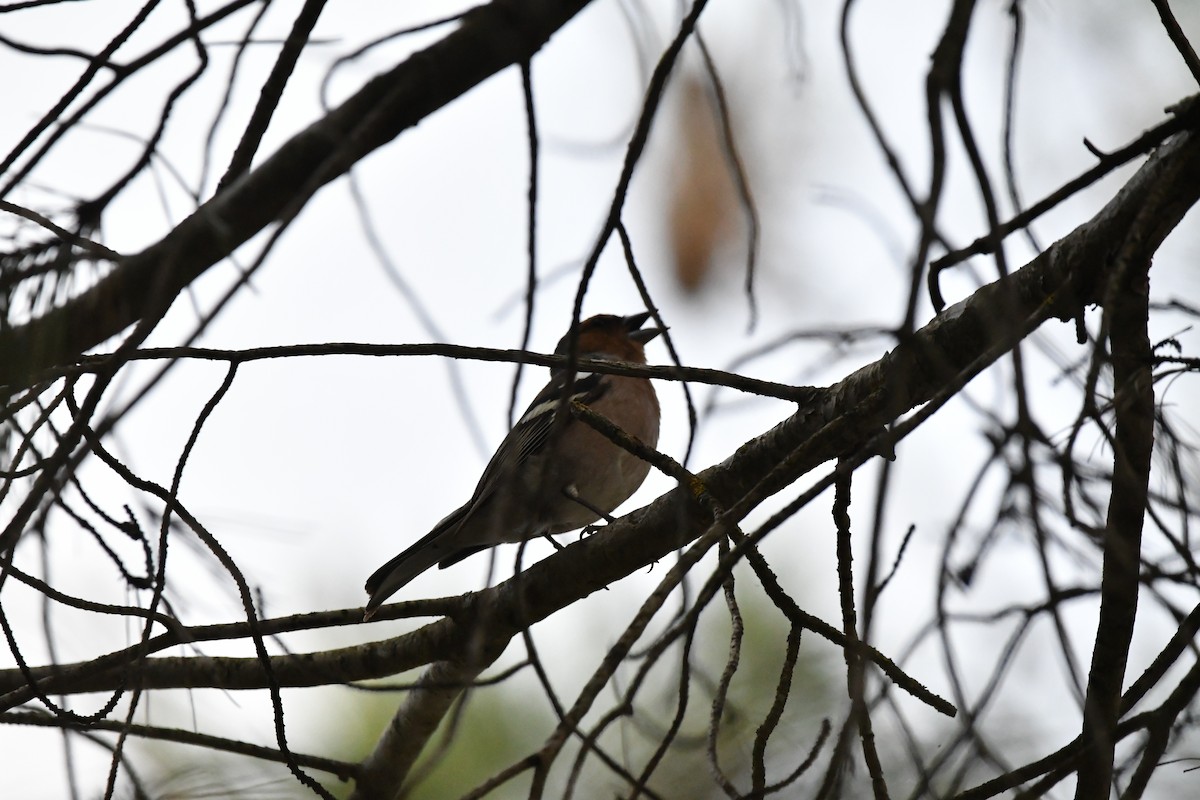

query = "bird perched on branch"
[363,312,662,620]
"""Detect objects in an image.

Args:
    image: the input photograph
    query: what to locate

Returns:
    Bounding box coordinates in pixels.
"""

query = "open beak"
[623,311,663,344]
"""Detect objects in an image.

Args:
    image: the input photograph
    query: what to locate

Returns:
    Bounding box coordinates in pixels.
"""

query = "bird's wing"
[464,370,610,508]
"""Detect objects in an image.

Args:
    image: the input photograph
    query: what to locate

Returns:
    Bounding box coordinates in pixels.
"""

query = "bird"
[363,312,662,620]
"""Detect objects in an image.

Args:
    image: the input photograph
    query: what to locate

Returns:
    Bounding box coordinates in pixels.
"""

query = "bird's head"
[556,311,662,364]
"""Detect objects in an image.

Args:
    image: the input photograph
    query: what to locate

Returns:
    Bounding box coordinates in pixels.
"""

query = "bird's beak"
[624,311,663,343]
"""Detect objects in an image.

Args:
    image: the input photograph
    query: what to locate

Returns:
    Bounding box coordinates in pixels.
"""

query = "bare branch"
[0,0,597,392]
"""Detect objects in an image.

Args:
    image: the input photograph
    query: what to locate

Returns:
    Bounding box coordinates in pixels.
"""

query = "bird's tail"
[363,505,470,620]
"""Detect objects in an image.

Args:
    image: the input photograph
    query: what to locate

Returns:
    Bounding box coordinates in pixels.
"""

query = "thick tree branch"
[1074,226,1156,798]
[351,642,506,800]
[0,0,595,392]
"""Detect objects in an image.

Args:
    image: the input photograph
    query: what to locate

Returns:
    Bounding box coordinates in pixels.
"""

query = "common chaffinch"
[364,312,662,619]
